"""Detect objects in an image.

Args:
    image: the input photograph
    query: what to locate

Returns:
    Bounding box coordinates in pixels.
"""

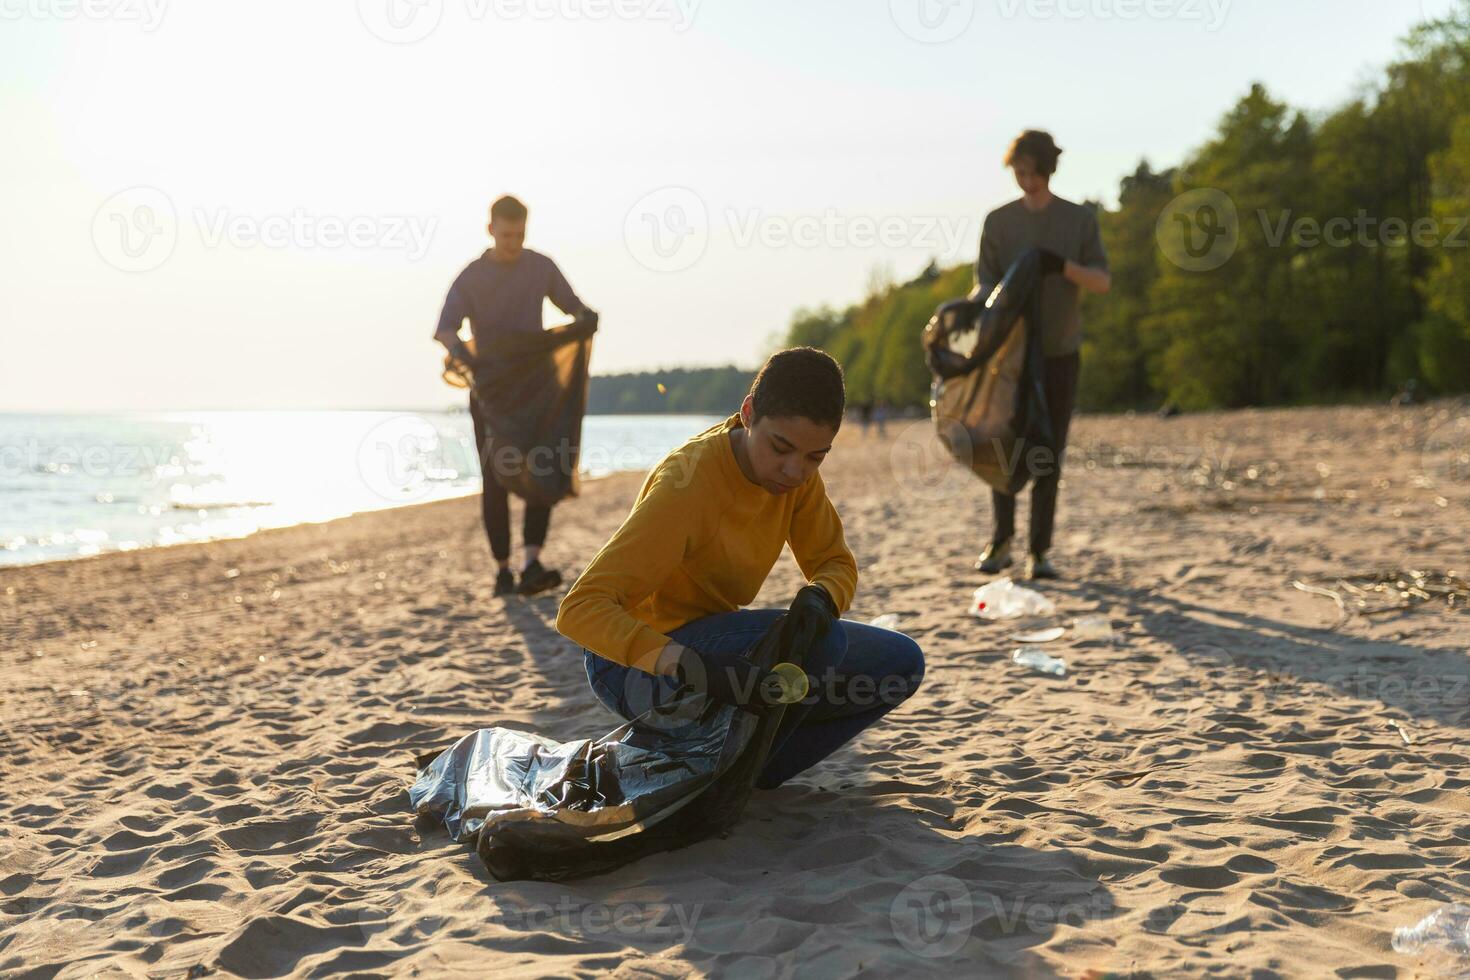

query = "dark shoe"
[493,568,516,596]
[1025,552,1059,580]
[975,539,1014,574]
[517,560,563,596]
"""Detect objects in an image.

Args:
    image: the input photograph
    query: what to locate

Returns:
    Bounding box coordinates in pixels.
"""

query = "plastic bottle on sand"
[1072,614,1114,642]
[1011,647,1066,677]
[1392,903,1470,958]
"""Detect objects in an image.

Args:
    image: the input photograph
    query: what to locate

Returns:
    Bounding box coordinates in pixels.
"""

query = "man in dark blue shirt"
[435,195,596,597]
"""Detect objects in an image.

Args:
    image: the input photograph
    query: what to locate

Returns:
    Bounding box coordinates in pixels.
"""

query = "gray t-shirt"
[435,248,585,348]
[975,197,1108,357]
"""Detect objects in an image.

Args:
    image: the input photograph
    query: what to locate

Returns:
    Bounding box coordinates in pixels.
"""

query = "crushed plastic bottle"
[767,662,810,704]
[972,578,1057,621]
[869,613,901,631]
[1011,647,1066,677]
[1072,614,1114,642]
[1392,903,1470,958]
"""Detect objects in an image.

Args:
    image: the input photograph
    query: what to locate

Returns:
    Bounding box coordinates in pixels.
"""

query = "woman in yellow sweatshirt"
[556,348,925,790]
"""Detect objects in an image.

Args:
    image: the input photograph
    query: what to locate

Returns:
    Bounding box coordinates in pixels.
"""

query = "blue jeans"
[582,609,925,790]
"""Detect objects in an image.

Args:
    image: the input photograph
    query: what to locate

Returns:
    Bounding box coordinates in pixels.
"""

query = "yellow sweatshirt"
[556,412,859,670]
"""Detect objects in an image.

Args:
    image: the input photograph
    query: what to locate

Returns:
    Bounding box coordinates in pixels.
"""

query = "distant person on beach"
[972,130,1111,580]
[434,195,597,597]
[556,348,925,790]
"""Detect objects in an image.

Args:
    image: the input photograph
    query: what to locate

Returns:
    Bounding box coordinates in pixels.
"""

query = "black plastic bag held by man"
[922,247,1056,497]
[459,315,598,509]
[408,611,806,883]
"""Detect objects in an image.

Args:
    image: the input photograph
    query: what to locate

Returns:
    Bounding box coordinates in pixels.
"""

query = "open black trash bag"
[409,614,801,882]
[921,248,1055,496]
[446,317,596,508]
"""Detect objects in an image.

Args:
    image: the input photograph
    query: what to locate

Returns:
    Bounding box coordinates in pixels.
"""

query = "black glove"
[447,339,479,370]
[575,308,599,329]
[778,584,838,659]
[1038,249,1067,277]
[671,647,779,712]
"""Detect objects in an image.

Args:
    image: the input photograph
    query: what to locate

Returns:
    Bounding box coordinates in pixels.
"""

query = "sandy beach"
[2,399,1468,978]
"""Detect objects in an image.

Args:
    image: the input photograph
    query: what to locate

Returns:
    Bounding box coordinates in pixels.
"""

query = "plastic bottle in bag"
[972,578,1057,621]
[1392,903,1470,957]
[1011,647,1066,677]
[869,613,901,631]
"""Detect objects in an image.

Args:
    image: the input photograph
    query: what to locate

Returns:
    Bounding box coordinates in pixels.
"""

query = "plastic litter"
[767,662,810,703]
[409,614,804,882]
[1392,903,1470,958]
[972,577,1056,621]
[1293,569,1469,631]
[869,613,901,631]
[1072,614,1114,642]
[1011,647,1066,677]
[1012,626,1066,643]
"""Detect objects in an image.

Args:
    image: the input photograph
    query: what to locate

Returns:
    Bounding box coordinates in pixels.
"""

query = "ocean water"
[0,411,721,567]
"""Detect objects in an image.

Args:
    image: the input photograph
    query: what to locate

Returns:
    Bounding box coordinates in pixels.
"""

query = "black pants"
[469,395,551,562]
[990,352,1080,556]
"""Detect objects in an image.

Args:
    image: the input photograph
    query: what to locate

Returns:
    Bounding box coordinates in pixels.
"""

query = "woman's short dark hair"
[748,347,845,429]
[1004,130,1063,177]
[490,195,528,223]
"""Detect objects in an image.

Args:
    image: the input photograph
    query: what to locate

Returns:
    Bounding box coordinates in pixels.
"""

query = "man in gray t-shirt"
[972,131,1111,581]
[434,195,596,598]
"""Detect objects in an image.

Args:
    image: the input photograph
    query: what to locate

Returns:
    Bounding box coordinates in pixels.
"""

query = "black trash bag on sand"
[409,614,801,882]
[444,317,597,508]
[922,248,1055,496]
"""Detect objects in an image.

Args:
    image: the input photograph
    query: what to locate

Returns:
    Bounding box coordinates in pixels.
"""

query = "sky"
[0,0,1452,411]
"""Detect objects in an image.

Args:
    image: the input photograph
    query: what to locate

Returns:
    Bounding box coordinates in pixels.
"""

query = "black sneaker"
[517,559,563,596]
[493,568,516,596]
[1025,552,1059,580]
[975,538,1014,574]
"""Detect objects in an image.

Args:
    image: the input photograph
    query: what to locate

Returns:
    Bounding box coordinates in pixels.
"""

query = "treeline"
[588,366,755,414]
[790,8,1470,412]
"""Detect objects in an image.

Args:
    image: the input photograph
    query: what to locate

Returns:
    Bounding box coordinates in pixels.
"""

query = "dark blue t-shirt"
[434,248,585,348]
